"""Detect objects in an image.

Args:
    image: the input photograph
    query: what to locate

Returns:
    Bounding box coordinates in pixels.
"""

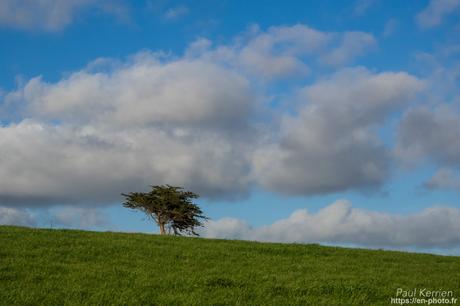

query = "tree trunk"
[159,222,166,235]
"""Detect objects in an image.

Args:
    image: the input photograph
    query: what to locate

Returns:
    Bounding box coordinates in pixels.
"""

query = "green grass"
[0,226,459,305]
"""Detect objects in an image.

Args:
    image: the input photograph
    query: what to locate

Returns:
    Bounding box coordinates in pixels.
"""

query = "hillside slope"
[0,226,459,305]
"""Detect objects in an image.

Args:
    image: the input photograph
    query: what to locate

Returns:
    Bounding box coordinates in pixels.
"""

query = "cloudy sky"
[1,0,460,255]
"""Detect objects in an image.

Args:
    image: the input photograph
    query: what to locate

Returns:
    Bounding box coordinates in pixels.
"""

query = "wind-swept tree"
[122,185,208,236]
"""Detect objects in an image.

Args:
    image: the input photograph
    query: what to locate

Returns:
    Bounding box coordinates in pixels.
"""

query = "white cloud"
[320,31,376,67]
[189,25,376,79]
[0,205,108,229]
[51,207,110,228]
[10,56,254,130]
[253,68,424,195]
[397,105,460,192]
[383,18,398,37]
[411,49,460,106]
[164,5,189,20]
[202,217,251,240]
[202,200,460,250]
[0,24,422,206]
[416,0,460,28]
[0,53,256,206]
[352,0,379,16]
[236,25,329,78]
[424,168,460,191]
[0,206,36,226]
[0,0,128,31]
[396,106,460,166]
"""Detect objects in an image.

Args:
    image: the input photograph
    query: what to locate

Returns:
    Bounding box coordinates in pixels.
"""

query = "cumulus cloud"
[51,207,110,228]
[320,31,376,67]
[9,56,254,130]
[397,105,460,192]
[253,67,424,195]
[0,24,421,206]
[202,200,460,250]
[416,0,460,28]
[189,24,376,79]
[396,106,460,166]
[236,25,329,78]
[0,206,36,226]
[0,205,108,229]
[0,53,256,206]
[424,168,460,191]
[0,0,128,31]
[412,49,460,106]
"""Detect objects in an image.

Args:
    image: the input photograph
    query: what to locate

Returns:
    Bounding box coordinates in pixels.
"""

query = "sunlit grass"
[0,226,459,305]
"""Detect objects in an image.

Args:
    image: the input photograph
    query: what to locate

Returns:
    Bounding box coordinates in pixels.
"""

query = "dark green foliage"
[0,226,459,305]
[122,185,207,235]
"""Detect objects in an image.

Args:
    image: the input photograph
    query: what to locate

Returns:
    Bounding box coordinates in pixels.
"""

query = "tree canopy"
[122,185,208,236]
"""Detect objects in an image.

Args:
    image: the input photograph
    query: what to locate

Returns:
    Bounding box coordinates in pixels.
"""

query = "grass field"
[0,226,459,305]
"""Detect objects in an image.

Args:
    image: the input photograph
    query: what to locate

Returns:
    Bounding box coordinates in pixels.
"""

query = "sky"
[0,0,460,255]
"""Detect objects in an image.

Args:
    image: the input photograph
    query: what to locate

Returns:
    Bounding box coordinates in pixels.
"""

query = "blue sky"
[1,0,460,255]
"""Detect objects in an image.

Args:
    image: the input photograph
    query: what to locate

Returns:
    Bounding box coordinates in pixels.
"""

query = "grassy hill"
[0,226,459,305]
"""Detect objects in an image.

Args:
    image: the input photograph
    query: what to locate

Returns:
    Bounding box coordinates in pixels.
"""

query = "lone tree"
[122,185,208,236]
